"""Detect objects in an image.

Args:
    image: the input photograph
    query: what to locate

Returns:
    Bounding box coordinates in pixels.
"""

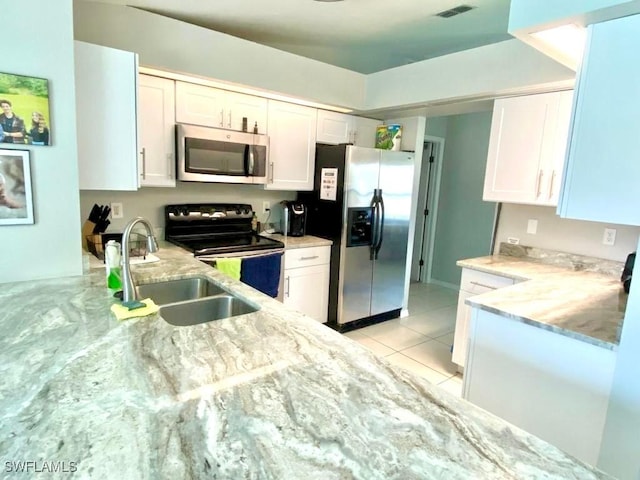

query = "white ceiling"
[77,0,513,74]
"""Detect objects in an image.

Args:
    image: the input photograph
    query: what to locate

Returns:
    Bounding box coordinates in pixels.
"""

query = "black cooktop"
[167,233,283,256]
[164,203,284,256]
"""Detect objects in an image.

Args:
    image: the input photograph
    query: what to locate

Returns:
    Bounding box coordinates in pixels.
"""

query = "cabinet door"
[317,110,352,144]
[75,41,138,191]
[558,15,640,226]
[225,91,268,134]
[175,82,225,128]
[483,94,555,204]
[284,264,329,323]
[266,100,317,191]
[353,117,380,148]
[541,90,573,206]
[452,291,472,367]
[138,75,176,187]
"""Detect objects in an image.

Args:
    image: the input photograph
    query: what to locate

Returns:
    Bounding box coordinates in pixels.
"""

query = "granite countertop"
[0,246,610,479]
[261,233,332,249]
[457,245,627,350]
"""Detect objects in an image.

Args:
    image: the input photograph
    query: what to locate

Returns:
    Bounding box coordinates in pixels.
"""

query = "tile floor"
[343,282,464,397]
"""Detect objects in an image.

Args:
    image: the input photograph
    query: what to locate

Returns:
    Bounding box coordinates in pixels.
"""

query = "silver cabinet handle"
[269,161,275,183]
[299,255,319,261]
[167,153,173,179]
[285,275,290,298]
[140,147,146,180]
[535,170,543,198]
[470,281,498,290]
[548,170,556,200]
[228,111,232,129]
[219,109,224,127]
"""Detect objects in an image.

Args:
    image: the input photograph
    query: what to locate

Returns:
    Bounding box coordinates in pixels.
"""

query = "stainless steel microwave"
[176,124,269,184]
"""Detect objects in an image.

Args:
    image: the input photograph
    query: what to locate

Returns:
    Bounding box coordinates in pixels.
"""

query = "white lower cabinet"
[452,268,515,367]
[464,307,616,466]
[283,246,330,323]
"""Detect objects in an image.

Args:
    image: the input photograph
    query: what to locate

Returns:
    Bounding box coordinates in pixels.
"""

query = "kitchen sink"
[159,295,258,326]
[136,276,226,305]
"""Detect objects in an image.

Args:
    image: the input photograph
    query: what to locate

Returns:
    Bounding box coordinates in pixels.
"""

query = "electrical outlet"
[527,219,538,235]
[507,237,520,245]
[262,201,270,214]
[603,228,616,246]
[111,202,123,219]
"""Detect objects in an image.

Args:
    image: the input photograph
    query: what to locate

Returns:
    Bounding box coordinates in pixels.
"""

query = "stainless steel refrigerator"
[299,144,415,329]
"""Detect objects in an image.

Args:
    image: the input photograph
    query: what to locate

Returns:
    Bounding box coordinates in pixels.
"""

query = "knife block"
[81,220,96,251]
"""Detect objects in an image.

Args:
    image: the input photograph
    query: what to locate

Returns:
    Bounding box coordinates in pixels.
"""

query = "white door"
[138,75,176,187]
[284,264,329,323]
[266,100,317,191]
[225,91,268,134]
[175,82,226,128]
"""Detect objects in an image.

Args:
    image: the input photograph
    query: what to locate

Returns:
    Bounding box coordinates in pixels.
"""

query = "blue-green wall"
[430,111,496,287]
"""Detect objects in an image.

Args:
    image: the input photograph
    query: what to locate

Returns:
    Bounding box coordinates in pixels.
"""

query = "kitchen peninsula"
[0,246,610,479]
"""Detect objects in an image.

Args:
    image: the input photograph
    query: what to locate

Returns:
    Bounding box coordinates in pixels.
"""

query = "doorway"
[411,137,444,283]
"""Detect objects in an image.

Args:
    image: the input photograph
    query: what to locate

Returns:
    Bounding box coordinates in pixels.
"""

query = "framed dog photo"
[0,149,34,225]
[0,72,51,146]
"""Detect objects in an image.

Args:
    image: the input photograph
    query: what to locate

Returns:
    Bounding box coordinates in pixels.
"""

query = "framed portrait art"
[0,149,34,225]
[0,72,51,146]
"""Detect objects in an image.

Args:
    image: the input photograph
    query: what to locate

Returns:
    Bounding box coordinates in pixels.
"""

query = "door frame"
[414,135,446,284]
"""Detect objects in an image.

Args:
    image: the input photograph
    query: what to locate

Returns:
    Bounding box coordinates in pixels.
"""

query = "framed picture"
[0,72,51,146]
[0,149,34,225]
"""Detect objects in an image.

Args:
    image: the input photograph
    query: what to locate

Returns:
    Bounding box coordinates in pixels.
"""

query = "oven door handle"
[197,248,285,261]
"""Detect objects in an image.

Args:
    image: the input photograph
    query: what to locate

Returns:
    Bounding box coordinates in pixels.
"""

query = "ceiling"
[77,0,513,74]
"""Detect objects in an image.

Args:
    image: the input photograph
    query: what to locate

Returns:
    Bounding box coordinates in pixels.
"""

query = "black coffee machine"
[280,201,307,237]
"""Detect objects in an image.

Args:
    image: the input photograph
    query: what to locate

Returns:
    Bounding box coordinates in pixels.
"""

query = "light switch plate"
[527,219,538,235]
[603,228,616,246]
[262,201,270,214]
[507,237,520,245]
[111,202,123,219]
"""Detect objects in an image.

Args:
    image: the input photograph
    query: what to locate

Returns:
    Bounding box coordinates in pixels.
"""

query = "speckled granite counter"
[0,245,610,479]
[458,245,627,350]
[260,233,332,249]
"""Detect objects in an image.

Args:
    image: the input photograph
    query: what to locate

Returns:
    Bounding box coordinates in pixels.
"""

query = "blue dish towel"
[240,253,282,298]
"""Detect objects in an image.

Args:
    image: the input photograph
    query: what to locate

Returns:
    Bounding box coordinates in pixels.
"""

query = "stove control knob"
[243,208,251,215]
[181,207,190,216]
[235,208,241,215]
[170,207,180,217]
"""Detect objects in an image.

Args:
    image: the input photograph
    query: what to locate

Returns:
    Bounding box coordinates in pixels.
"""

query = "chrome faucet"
[121,217,159,303]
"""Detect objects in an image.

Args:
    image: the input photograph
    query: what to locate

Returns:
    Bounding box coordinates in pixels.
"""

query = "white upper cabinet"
[75,41,139,191]
[316,110,378,147]
[175,81,267,133]
[138,75,176,187]
[558,14,640,226]
[266,100,317,191]
[483,90,573,206]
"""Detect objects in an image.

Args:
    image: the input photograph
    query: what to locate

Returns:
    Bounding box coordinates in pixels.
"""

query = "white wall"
[365,40,575,112]
[495,204,640,262]
[73,2,366,110]
[79,184,296,237]
[0,0,82,284]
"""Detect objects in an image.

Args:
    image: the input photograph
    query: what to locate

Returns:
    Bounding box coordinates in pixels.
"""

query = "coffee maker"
[280,201,307,237]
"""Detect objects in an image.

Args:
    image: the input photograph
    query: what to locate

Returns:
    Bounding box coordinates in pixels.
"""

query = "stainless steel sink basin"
[136,276,225,305]
[159,295,258,326]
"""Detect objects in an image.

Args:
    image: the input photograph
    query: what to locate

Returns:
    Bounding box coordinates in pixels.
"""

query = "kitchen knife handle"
[140,147,146,180]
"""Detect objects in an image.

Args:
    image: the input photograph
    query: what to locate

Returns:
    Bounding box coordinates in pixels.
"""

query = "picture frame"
[0,72,51,146]
[0,149,34,225]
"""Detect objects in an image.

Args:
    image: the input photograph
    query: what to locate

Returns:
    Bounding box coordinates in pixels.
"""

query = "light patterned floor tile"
[385,353,450,385]
[438,374,464,398]
[354,336,395,357]
[401,340,458,376]
[399,309,455,338]
[358,320,428,351]
[343,330,367,341]
[434,332,455,346]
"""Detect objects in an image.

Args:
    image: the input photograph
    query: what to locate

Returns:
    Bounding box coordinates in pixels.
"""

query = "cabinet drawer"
[284,246,330,269]
[460,268,514,294]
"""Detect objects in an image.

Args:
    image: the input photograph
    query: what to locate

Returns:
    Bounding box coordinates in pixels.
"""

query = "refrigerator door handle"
[369,189,379,261]
[374,189,385,259]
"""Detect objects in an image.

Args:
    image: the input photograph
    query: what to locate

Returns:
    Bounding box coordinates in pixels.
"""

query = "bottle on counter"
[105,240,122,291]
[251,211,258,233]
[253,121,259,134]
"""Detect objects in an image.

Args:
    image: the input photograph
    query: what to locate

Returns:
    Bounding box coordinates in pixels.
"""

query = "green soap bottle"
[105,240,122,290]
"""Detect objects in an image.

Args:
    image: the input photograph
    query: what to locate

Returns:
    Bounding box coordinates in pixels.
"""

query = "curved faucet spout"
[121,217,159,303]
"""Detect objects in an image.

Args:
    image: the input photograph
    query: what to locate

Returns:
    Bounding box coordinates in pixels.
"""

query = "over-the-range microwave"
[176,124,269,184]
